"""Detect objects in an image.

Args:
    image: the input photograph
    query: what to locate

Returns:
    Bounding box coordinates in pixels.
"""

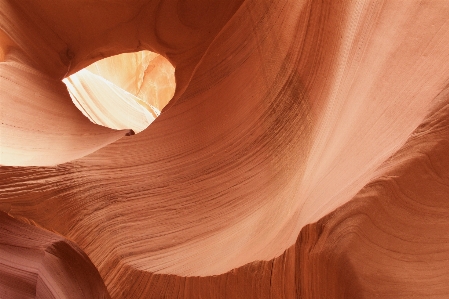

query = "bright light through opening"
[63,51,176,134]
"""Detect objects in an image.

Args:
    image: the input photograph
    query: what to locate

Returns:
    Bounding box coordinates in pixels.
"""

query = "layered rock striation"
[1,0,449,298]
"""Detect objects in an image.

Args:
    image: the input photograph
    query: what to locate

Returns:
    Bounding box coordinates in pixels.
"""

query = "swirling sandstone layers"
[2,95,448,298]
[0,211,109,298]
[83,92,449,299]
[1,0,449,298]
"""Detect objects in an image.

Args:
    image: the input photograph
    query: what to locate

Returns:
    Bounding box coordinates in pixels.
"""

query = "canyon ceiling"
[1,0,449,298]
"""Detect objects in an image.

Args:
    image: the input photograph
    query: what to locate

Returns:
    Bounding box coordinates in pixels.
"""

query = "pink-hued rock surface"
[0,211,110,298]
[1,0,449,298]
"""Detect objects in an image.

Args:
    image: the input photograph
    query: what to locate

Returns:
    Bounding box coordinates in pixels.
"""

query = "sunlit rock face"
[1,0,449,298]
[63,51,175,133]
[84,51,175,111]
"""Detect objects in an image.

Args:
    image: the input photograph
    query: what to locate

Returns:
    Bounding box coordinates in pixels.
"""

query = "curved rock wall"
[1,0,449,298]
[0,211,110,298]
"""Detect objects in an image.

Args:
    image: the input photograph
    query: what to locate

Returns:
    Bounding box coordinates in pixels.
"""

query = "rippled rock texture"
[1,0,449,298]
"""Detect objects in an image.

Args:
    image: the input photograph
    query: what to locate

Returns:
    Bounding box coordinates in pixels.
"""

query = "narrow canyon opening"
[63,50,176,134]
[2,1,449,298]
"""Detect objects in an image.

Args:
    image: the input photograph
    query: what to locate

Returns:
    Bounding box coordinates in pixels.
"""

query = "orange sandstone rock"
[0,211,110,298]
[1,0,449,298]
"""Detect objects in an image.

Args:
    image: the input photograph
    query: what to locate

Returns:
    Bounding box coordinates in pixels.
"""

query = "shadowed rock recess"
[1,0,449,298]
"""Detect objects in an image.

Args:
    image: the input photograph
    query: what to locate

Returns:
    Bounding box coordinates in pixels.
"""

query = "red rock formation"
[44,97,446,299]
[1,0,449,298]
[0,211,110,298]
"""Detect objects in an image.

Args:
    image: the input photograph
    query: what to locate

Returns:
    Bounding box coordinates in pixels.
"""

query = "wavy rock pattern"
[85,91,449,299]
[0,211,109,298]
[1,0,449,298]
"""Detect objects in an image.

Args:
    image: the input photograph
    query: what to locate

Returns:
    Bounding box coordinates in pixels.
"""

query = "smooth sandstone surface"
[1,0,449,298]
[0,60,128,166]
[64,67,158,134]
[84,51,175,111]
[63,50,176,133]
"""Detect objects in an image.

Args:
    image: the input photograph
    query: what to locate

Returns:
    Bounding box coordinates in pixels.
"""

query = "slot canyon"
[1,0,449,298]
